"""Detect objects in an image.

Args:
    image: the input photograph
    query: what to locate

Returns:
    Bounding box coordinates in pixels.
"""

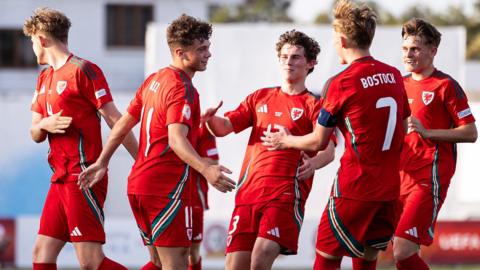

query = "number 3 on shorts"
[228,215,240,235]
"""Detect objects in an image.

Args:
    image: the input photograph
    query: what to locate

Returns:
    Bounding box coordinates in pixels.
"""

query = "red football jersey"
[127,66,200,200]
[321,56,410,201]
[191,125,219,210]
[400,69,476,195]
[225,87,322,205]
[31,54,113,182]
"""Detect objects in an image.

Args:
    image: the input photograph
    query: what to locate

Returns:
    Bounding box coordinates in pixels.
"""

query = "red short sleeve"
[77,63,113,109]
[321,78,345,116]
[165,84,196,129]
[443,81,475,126]
[197,126,219,160]
[224,93,255,133]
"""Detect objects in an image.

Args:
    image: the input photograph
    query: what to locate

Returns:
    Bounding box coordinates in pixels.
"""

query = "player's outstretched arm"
[262,124,333,152]
[409,117,477,143]
[202,101,234,137]
[99,102,139,160]
[168,123,235,193]
[78,112,138,189]
[297,140,336,181]
[30,110,72,143]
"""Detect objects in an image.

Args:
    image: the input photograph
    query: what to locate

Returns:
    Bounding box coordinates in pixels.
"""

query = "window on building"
[0,29,36,68]
[106,4,154,47]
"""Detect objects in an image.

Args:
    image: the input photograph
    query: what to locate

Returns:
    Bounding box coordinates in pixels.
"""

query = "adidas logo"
[266,227,280,238]
[405,227,418,238]
[257,104,268,113]
[193,233,202,241]
[70,226,82,237]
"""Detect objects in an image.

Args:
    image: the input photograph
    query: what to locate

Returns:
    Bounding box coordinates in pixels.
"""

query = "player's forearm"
[206,116,233,137]
[423,123,478,143]
[286,132,327,152]
[168,134,209,174]
[30,122,47,143]
[310,141,335,170]
[121,131,138,160]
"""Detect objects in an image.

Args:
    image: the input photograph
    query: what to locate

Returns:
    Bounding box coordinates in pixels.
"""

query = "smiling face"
[279,43,314,83]
[401,35,436,75]
[182,39,211,73]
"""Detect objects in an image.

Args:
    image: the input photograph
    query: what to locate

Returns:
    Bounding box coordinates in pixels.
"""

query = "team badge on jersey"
[290,108,304,121]
[422,91,435,106]
[182,104,191,120]
[56,81,67,95]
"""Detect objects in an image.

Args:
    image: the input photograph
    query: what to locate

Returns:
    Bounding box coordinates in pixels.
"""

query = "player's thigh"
[38,184,69,242]
[316,197,382,258]
[395,185,445,246]
[251,237,281,268]
[63,182,107,243]
[226,204,258,253]
[257,200,302,255]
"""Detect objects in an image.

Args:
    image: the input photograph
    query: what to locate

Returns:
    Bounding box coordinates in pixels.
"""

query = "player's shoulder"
[68,55,103,80]
[432,69,466,98]
[321,67,352,98]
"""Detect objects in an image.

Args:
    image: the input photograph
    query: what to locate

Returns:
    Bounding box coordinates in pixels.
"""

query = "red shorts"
[191,205,204,243]
[38,181,107,243]
[395,179,447,246]
[225,199,304,255]
[316,197,399,258]
[128,194,192,247]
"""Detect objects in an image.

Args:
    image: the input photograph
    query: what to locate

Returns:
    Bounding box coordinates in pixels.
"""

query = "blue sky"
[289,0,477,23]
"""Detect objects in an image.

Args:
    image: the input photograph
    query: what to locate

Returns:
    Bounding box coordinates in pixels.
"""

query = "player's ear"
[431,46,438,57]
[340,36,348,49]
[38,35,49,48]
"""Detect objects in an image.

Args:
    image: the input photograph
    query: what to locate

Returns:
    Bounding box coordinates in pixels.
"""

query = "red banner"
[0,218,15,266]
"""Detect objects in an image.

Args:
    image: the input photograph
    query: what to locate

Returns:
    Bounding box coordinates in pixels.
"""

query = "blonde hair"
[333,0,376,49]
[23,7,71,42]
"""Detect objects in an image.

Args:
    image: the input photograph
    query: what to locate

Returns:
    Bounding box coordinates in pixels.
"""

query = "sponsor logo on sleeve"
[95,89,107,99]
[422,91,435,106]
[458,108,472,119]
[207,148,218,157]
[56,81,67,95]
[182,104,191,120]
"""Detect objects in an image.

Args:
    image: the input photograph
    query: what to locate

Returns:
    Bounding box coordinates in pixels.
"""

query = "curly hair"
[402,18,441,48]
[333,0,376,49]
[276,30,321,74]
[167,14,212,49]
[23,7,71,43]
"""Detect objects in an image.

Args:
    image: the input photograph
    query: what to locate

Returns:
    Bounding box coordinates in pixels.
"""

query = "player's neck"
[170,63,195,79]
[411,65,435,81]
[344,49,370,65]
[46,44,71,71]
[281,80,306,95]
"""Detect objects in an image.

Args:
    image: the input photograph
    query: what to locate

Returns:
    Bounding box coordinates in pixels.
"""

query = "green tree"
[209,0,292,23]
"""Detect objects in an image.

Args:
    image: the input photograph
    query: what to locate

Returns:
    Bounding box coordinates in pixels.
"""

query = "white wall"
[466,61,480,92]
[0,0,211,94]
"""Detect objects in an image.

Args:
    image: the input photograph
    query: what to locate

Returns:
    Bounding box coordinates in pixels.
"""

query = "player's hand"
[261,124,290,150]
[297,152,315,181]
[201,101,223,124]
[408,116,428,138]
[202,164,236,193]
[40,110,72,134]
[77,162,107,189]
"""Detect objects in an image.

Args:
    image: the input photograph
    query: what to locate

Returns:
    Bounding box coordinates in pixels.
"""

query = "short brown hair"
[402,18,441,48]
[167,14,212,49]
[276,30,321,74]
[333,0,377,49]
[23,7,71,43]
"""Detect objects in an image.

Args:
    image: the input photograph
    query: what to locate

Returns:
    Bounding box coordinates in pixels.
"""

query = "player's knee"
[251,247,278,269]
[393,241,417,261]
